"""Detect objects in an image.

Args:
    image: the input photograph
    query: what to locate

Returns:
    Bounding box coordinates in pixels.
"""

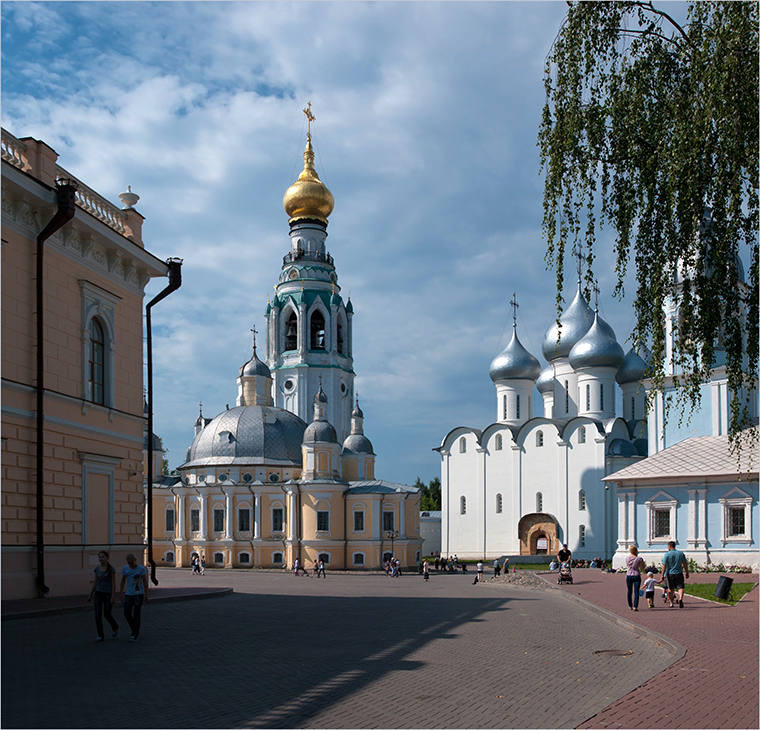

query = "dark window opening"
[213,509,224,532]
[190,509,200,532]
[238,509,251,532]
[310,310,326,350]
[89,318,105,405]
[285,311,298,350]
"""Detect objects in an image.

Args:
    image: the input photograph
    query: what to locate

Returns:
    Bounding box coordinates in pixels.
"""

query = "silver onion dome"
[315,384,328,403]
[489,329,541,382]
[542,286,594,361]
[352,401,364,418]
[184,405,306,467]
[616,346,650,384]
[342,433,374,455]
[569,312,624,369]
[536,364,555,394]
[303,420,337,443]
[239,348,271,378]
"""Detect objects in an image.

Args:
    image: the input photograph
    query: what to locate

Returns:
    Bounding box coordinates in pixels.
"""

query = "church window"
[654,509,670,537]
[165,551,174,563]
[460,496,466,515]
[536,431,544,447]
[238,508,251,532]
[536,492,543,512]
[268,473,280,482]
[337,321,345,354]
[516,394,521,419]
[310,310,326,350]
[318,553,330,564]
[579,525,586,547]
[165,508,175,532]
[190,509,200,532]
[578,426,586,444]
[496,493,503,514]
[88,318,106,405]
[600,384,604,410]
[579,490,586,510]
[213,509,224,532]
[272,508,284,533]
[285,311,298,351]
[585,384,591,411]
[242,472,253,483]
[239,552,250,564]
[272,552,283,564]
[459,437,466,453]
[503,395,507,420]
[383,511,395,531]
[729,507,745,536]
[353,553,365,566]
[317,511,330,532]
[354,511,365,532]
[213,552,224,564]
[494,434,502,451]
[565,381,569,413]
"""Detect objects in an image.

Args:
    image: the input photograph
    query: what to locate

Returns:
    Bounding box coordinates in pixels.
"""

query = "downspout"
[146,258,183,586]
[36,179,78,598]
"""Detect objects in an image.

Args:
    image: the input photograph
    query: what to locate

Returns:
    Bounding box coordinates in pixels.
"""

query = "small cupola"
[236,327,273,407]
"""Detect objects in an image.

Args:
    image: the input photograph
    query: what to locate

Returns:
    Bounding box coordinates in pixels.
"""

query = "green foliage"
[540,1,758,453]
[415,476,441,511]
[683,581,756,605]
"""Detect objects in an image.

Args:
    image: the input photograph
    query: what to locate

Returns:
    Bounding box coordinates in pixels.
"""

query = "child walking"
[642,571,660,608]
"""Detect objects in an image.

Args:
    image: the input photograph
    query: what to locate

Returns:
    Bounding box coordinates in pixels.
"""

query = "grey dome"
[542,286,594,361]
[303,420,337,443]
[184,405,306,467]
[569,312,624,369]
[342,433,374,455]
[239,349,271,378]
[315,384,328,403]
[616,346,650,384]
[352,401,364,418]
[536,364,555,394]
[489,329,541,382]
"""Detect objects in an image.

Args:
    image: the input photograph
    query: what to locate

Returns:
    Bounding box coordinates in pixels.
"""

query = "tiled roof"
[604,433,758,482]
[347,480,419,495]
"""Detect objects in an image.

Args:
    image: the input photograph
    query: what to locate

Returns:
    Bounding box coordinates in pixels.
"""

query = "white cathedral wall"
[445,432,484,558]
[483,429,517,556]
[520,422,561,526]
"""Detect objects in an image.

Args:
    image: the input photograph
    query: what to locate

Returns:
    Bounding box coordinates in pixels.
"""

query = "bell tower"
[265,103,355,442]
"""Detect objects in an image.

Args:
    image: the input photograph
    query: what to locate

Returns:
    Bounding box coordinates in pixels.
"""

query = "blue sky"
[3,1,648,484]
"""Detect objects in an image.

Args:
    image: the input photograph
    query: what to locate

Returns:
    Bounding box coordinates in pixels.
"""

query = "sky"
[2,0,652,484]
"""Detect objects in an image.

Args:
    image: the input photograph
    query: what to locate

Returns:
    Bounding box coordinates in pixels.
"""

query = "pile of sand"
[483,572,556,590]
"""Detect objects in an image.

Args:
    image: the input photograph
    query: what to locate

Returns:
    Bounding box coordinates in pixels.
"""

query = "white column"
[698,488,707,545]
[511,444,521,553]
[298,302,306,355]
[627,493,636,544]
[224,491,234,539]
[199,493,208,540]
[176,494,185,541]
[288,491,297,539]
[254,494,261,539]
[617,494,627,548]
[400,497,406,537]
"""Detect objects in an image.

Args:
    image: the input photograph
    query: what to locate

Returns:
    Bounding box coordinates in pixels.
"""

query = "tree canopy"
[414,476,441,511]
[539,1,758,450]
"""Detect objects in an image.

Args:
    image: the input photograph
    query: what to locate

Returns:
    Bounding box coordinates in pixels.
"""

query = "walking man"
[660,540,689,608]
[493,558,501,577]
[120,554,148,641]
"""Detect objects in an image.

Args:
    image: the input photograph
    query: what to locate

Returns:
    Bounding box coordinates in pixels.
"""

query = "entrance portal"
[517,513,560,556]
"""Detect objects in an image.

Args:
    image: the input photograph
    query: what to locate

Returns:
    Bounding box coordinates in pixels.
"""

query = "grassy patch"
[683,581,757,606]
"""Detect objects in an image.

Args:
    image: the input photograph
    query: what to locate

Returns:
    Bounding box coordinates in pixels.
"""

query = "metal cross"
[303,101,315,136]
[509,292,519,328]
[199,401,203,416]
[574,246,584,283]
[592,283,600,312]
[250,325,258,351]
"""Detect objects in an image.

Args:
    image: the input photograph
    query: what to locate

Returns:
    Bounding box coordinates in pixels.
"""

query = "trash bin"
[715,575,733,600]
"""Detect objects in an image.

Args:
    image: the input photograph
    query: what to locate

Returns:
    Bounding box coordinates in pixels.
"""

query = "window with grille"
[238,509,251,532]
[239,552,250,564]
[213,552,224,564]
[213,509,224,532]
[496,493,503,514]
[654,509,670,537]
[536,492,543,512]
[165,509,175,531]
[353,553,365,565]
[729,507,745,536]
[317,511,330,531]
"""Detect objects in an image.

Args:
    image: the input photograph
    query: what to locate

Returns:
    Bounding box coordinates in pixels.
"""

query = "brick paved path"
[550,569,759,729]
[2,569,678,729]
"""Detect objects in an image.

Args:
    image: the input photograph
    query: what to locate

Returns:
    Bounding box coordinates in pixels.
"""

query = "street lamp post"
[385,529,399,560]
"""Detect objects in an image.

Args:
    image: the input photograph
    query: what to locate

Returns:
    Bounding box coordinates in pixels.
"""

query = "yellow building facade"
[1,129,170,599]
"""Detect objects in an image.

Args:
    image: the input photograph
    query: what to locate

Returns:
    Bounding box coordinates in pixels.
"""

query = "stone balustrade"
[1,129,31,172]
[56,165,128,236]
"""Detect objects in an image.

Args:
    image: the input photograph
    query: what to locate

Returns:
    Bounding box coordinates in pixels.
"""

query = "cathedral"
[149,109,422,570]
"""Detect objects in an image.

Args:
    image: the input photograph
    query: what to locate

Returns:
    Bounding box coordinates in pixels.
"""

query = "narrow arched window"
[516,394,520,419]
[460,496,466,515]
[579,490,586,510]
[631,396,635,419]
[585,383,591,411]
[565,380,569,413]
[494,434,502,451]
[89,318,105,405]
[459,437,466,453]
[600,383,604,410]
[536,430,544,447]
[578,426,586,444]
[337,320,344,354]
[496,493,503,513]
[284,311,298,350]
[536,492,543,512]
[310,310,326,350]
[579,525,586,547]
[503,395,507,420]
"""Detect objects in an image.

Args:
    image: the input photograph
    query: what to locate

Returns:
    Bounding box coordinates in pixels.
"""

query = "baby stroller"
[557,561,573,584]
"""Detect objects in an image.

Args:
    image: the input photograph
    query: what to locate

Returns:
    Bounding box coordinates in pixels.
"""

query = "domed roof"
[303,420,337,444]
[352,400,364,418]
[315,383,328,403]
[616,346,650,384]
[184,405,306,467]
[569,312,624,369]
[489,329,541,382]
[536,364,555,394]
[283,135,334,224]
[239,347,270,378]
[542,286,594,361]
[342,433,374,455]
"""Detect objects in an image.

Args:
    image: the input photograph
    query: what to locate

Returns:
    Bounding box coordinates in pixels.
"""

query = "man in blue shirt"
[660,541,689,608]
[120,554,149,641]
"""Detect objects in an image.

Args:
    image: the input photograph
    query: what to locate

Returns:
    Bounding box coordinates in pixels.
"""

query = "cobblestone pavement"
[549,569,759,729]
[2,568,679,729]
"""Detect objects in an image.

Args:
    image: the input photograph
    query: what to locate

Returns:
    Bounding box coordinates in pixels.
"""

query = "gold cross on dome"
[303,101,316,136]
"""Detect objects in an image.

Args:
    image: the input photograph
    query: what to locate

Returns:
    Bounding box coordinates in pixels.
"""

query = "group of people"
[291,558,326,578]
[625,541,689,611]
[384,557,402,577]
[190,554,206,575]
[87,551,148,642]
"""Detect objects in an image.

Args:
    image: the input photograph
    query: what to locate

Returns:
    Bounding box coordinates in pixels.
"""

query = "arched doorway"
[518,513,560,556]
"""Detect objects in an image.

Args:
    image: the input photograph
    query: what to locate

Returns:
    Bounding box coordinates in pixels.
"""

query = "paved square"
[3,569,679,728]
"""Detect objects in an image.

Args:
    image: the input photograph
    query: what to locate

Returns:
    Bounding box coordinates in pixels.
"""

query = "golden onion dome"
[283,134,334,224]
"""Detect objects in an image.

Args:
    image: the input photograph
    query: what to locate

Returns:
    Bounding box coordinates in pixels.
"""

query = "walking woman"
[625,545,645,611]
[120,554,149,641]
[88,550,119,641]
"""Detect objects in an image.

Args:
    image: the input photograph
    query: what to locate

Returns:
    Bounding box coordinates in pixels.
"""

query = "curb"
[1,587,233,621]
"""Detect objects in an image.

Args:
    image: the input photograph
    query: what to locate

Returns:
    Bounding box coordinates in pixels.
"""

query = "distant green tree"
[540,1,758,453]
[415,476,441,511]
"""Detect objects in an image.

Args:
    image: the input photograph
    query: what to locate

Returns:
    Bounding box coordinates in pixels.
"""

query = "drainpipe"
[36,179,78,598]
[145,258,183,586]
